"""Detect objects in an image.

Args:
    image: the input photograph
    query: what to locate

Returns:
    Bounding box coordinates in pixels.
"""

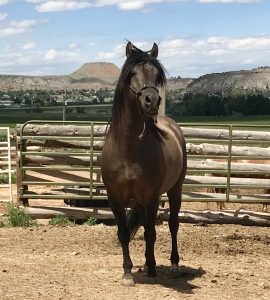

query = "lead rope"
[138,121,146,140]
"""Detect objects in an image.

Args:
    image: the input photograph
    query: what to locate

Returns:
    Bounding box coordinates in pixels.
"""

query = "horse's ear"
[126,42,133,58]
[150,43,158,58]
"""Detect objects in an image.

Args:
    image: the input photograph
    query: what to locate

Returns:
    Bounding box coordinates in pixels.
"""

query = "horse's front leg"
[110,200,134,286]
[167,182,182,276]
[144,199,159,277]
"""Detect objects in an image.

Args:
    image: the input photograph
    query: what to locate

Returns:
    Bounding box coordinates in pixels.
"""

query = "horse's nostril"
[145,103,151,110]
[145,95,151,104]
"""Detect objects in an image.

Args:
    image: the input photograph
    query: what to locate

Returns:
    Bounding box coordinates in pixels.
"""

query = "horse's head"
[125,42,166,119]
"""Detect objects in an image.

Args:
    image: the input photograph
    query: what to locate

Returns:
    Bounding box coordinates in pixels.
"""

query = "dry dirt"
[0,222,270,300]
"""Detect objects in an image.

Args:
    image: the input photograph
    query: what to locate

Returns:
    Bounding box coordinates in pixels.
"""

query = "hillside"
[0,75,72,91]
[167,77,194,91]
[70,62,120,84]
[0,62,121,91]
[0,62,192,91]
[1,64,270,95]
[185,67,270,96]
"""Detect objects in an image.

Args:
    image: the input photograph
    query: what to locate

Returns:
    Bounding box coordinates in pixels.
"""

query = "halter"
[129,84,159,98]
[128,84,160,140]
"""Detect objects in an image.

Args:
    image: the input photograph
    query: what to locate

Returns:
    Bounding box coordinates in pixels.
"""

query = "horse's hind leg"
[109,199,134,286]
[167,180,183,271]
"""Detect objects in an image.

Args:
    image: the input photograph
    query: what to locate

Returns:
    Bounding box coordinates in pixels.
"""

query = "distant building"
[0,99,13,107]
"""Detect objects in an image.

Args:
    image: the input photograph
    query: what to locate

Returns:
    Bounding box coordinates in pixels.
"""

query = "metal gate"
[0,127,13,205]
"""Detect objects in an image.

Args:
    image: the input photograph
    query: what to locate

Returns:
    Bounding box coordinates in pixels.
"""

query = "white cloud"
[0,13,7,21]
[21,42,37,50]
[26,0,182,13]
[0,0,10,5]
[0,19,44,36]
[24,0,262,13]
[96,43,125,60]
[95,0,173,10]
[96,36,270,77]
[0,45,84,75]
[198,0,260,3]
[87,41,96,47]
[44,48,58,60]
[30,0,92,12]
[69,42,77,49]
[44,48,79,61]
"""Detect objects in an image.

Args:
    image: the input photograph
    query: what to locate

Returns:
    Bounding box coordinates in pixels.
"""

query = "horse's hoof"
[121,274,135,287]
[143,265,148,273]
[170,264,181,278]
[147,270,157,277]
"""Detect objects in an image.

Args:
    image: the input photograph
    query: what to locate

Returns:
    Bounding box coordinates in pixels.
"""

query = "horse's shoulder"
[157,116,182,136]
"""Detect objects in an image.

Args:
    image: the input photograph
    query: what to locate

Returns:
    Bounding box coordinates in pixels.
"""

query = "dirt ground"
[1,184,270,299]
[0,222,270,300]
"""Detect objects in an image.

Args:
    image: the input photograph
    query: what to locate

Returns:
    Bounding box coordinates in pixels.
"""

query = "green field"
[0,105,112,129]
[0,105,269,129]
[175,114,270,125]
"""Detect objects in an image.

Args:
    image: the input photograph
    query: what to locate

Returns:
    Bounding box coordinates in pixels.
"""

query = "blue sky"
[0,0,270,78]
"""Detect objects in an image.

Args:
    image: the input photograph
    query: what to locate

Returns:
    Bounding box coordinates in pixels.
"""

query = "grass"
[0,210,98,227]
[0,105,112,129]
[0,105,269,128]
[0,219,6,227]
[48,216,97,226]
[48,215,72,226]
[0,173,16,184]
[1,203,37,227]
[175,115,270,125]
[84,216,97,226]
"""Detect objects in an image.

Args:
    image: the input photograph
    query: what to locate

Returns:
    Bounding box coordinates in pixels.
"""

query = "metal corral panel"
[16,121,270,209]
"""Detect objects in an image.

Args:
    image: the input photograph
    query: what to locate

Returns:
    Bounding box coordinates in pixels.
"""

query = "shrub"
[6,203,36,227]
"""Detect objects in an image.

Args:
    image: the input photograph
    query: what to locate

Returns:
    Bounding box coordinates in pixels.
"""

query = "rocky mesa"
[185,67,270,96]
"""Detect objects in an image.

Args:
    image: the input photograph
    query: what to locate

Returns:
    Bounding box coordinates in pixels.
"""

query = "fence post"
[226,125,233,203]
[89,122,94,199]
[63,101,67,121]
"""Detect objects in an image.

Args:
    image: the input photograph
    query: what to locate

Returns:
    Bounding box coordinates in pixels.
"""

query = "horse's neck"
[123,104,144,140]
[114,103,145,156]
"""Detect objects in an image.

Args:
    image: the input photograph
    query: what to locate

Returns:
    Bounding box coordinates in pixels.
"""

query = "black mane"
[111,44,167,139]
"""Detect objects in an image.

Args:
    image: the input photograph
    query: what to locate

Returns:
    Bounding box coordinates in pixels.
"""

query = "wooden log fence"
[14,121,270,222]
[23,206,270,227]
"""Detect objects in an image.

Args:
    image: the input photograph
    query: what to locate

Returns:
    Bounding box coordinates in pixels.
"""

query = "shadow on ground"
[133,264,206,294]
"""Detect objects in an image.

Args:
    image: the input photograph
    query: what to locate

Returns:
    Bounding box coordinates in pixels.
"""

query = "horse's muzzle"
[142,94,161,116]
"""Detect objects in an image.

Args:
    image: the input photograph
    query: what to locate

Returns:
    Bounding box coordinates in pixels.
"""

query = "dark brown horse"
[101,42,187,286]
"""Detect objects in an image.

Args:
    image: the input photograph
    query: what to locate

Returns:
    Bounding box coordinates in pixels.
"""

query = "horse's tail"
[126,203,144,240]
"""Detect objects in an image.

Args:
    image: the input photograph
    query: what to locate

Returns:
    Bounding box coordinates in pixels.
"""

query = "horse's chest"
[115,162,143,183]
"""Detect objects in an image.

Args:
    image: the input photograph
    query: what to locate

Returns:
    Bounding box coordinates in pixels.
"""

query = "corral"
[14,121,270,225]
[0,121,270,299]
